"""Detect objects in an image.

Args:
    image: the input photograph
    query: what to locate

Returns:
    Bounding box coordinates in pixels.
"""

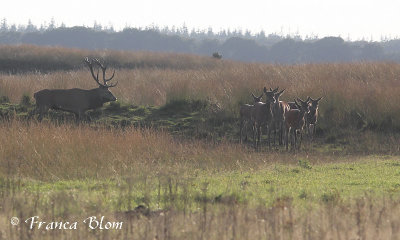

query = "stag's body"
[34,88,116,119]
[271,89,290,146]
[284,99,310,150]
[34,58,118,120]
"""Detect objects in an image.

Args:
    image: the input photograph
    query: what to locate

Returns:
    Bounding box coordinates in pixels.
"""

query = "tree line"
[1,19,400,64]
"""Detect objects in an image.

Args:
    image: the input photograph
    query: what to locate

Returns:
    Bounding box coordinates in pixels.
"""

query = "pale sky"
[1,0,399,41]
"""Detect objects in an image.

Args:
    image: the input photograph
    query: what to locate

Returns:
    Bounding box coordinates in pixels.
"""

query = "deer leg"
[273,122,277,146]
[305,124,309,138]
[253,123,257,149]
[244,121,248,143]
[75,110,86,123]
[37,105,49,121]
[240,120,243,144]
[245,124,248,142]
[257,125,261,149]
[285,127,289,151]
[299,130,303,150]
[74,113,80,123]
[86,113,92,122]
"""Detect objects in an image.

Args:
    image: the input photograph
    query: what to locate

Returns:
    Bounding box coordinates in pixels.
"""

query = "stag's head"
[84,57,118,102]
[263,87,278,103]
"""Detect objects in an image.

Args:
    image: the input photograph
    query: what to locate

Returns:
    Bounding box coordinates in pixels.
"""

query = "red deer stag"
[239,93,263,144]
[284,98,310,150]
[34,58,118,120]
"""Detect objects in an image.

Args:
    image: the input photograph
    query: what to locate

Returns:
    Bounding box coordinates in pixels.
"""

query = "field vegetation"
[0,45,399,239]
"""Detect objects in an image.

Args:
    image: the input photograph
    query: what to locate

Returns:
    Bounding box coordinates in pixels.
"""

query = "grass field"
[0,45,399,239]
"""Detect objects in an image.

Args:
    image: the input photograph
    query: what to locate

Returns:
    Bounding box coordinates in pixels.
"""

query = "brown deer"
[264,87,279,147]
[239,93,263,144]
[251,87,277,149]
[284,98,310,150]
[271,89,290,145]
[306,96,323,137]
[34,58,118,120]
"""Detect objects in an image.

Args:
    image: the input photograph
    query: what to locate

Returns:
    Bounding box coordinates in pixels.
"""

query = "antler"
[84,57,103,87]
[92,58,117,87]
[84,57,118,88]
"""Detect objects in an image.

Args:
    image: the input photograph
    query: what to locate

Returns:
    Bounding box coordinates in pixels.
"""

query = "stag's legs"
[74,111,91,123]
[35,105,49,121]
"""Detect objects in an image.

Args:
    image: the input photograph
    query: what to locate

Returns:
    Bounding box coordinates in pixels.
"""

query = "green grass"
[7,156,400,215]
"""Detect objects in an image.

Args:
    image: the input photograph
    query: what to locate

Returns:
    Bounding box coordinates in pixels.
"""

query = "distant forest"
[2,19,400,64]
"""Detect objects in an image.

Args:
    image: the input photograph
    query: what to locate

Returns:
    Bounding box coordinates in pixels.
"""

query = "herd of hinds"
[239,87,323,150]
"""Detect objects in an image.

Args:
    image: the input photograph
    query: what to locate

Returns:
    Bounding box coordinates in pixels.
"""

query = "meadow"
[0,45,399,239]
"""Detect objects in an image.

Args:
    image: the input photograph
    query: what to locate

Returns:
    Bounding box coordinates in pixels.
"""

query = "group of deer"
[240,87,322,150]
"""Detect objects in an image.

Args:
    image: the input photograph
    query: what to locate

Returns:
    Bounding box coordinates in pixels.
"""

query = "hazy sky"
[1,0,399,40]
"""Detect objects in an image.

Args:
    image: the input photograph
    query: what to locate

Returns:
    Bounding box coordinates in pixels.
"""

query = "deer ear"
[307,96,311,101]
[272,87,279,93]
[263,87,267,93]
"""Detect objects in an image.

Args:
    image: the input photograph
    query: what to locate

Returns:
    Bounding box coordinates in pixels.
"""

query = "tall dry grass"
[3,184,400,240]
[1,59,400,130]
[0,120,286,180]
[0,44,221,73]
